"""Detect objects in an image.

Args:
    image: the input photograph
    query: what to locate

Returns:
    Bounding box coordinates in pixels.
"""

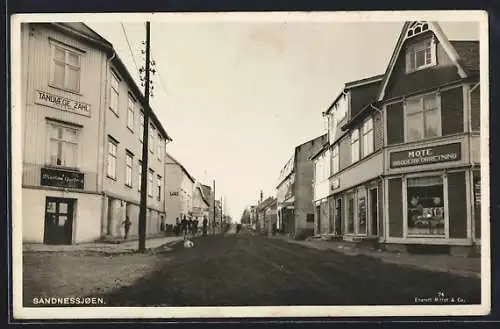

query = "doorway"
[44,197,75,245]
[315,205,321,234]
[369,188,378,236]
[335,198,342,235]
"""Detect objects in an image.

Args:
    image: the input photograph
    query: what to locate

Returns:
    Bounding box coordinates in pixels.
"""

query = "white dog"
[184,239,194,248]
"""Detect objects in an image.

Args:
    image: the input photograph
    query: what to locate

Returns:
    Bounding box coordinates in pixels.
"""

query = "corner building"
[21,23,171,244]
[377,21,480,254]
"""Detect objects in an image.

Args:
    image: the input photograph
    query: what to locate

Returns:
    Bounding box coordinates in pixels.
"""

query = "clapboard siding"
[22,23,107,193]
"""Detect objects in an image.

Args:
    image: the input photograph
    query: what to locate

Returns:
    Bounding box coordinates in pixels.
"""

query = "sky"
[86,16,479,222]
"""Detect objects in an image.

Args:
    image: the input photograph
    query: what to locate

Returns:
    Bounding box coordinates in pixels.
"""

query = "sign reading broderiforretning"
[35,90,91,117]
[390,142,461,168]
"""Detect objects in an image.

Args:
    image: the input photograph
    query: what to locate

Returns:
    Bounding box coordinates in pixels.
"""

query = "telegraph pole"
[138,22,151,252]
[212,179,216,236]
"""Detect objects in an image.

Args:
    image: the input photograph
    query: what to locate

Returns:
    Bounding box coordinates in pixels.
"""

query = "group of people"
[175,215,209,239]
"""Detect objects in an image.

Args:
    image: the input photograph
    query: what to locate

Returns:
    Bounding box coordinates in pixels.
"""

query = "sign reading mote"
[390,143,461,168]
[35,90,91,117]
[40,167,85,189]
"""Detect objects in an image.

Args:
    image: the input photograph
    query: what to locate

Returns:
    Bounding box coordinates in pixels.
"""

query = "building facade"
[21,23,171,245]
[164,152,195,225]
[312,21,480,255]
[276,134,328,237]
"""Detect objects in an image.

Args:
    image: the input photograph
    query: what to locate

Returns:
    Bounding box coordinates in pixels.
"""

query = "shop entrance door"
[369,188,378,236]
[44,197,74,245]
[335,198,342,235]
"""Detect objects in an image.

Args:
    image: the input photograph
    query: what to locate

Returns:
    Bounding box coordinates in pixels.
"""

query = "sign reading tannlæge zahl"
[35,90,91,117]
[390,142,461,168]
[40,167,85,189]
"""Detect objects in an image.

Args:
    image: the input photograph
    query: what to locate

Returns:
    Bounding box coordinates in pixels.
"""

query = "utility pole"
[212,179,216,236]
[221,196,223,231]
[138,22,151,252]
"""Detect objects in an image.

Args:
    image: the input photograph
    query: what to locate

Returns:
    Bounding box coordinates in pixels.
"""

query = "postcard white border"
[10,10,490,319]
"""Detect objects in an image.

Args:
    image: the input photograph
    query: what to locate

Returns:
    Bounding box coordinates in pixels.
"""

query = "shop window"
[358,194,367,235]
[406,176,445,237]
[107,138,118,180]
[125,151,133,187]
[405,38,436,73]
[362,118,374,157]
[473,171,481,239]
[405,93,441,142]
[351,129,360,163]
[127,95,135,131]
[47,122,79,168]
[346,193,355,234]
[110,72,120,115]
[51,42,81,93]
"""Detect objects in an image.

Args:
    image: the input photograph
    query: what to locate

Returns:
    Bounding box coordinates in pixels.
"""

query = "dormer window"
[405,38,436,73]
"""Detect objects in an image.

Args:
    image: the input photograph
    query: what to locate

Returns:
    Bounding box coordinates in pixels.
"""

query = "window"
[138,160,142,191]
[148,169,154,197]
[351,129,360,163]
[110,72,120,115]
[157,133,162,160]
[357,193,367,235]
[125,151,133,187]
[51,43,81,92]
[405,93,441,142]
[405,38,436,73]
[407,176,445,237]
[157,175,162,201]
[362,118,374,157]
[149,124,155,152]
[48,122,79,168]
[127,96,135,130]
[139,111,144,142]
[107,138,117,179]
[332,144,339,174]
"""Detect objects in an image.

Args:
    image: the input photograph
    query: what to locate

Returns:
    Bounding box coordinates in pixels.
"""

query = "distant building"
[164,152,195,225]
[276,134,328,237]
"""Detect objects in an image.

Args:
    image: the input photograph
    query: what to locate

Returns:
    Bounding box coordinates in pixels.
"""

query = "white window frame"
[50,41,82,93]
[110,72,120,115]
[148,169,154,197]
[127,95,135,131]
[157,175,162,201]
[46,121,80,169]
[403,172,449,239]
[125,151,133,187]
[404,92,442,143]
[362,117,374,157]
[332,144,339,174]
[405,37,437,73]
[138,160,142,192]
[350,129,360,163]
[157,133,162,161]
[149,124,155,153]
[139,111,144,143]
[107,138,118,180]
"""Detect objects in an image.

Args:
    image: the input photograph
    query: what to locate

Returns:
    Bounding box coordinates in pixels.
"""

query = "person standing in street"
[181,215,188,240]
[175,217,180,236]
[122,216,132,240]
[202,216,208,236]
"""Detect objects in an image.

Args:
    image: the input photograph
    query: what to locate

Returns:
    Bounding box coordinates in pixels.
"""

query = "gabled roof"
[450,40,480,73]
[376,21,469,102]
[50,23,172,142]
[165,152,196,183]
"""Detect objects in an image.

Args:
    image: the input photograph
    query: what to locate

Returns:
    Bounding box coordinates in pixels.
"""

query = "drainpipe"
[100,49,116,236]
[370,104,385,242]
